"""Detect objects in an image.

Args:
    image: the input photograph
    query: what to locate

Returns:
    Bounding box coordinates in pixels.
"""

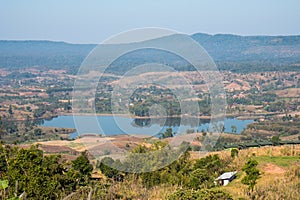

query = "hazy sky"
[0,0,299,43]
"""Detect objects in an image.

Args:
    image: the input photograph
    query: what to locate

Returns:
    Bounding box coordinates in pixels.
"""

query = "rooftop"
[216,171,237,180]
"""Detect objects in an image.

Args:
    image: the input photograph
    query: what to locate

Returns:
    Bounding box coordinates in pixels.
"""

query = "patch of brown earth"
[263,163,286,174]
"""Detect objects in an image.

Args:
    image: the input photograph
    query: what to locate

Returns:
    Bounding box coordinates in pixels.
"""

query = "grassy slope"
[220,145,300,200]
[34,138,300,199]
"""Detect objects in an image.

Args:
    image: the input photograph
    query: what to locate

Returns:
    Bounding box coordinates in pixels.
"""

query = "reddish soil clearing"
[263,163,286,174]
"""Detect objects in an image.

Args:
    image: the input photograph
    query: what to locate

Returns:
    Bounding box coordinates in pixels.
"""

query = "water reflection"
[133,117,211,128]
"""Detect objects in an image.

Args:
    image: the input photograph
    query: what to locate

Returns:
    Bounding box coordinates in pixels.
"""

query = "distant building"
[215,171,237,186]
[91,171,104,181]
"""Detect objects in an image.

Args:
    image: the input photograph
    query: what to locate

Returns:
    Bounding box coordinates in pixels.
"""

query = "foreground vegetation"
[0,141,299,200]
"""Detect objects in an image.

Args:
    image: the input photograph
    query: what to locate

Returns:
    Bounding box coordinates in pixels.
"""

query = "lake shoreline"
[42,115,254,139]
[58,112,261,120]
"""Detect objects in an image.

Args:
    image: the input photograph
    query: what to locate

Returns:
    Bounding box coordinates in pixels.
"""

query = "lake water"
[41,115,253,139]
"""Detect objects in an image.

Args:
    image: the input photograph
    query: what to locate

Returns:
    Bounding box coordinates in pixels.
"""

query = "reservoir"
[41,115,254,139]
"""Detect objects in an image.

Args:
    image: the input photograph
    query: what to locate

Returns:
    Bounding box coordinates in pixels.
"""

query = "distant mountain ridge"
[191,33,300,62]
[0,33,300,73]
[0,40,95,72]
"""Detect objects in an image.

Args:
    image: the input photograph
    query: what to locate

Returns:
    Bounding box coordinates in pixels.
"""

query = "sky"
[0,0,299,44]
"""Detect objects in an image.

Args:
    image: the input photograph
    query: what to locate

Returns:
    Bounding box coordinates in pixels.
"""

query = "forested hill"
[191,33,300,72]
[1,33,300,73]
[0,40,95,72]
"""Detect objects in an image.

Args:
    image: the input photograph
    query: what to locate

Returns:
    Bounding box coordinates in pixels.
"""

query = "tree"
[189,169,214,189]
[241,159,260,191]
[24,115,31,129]
[0,145,98,199]
[26,106,32,112]
[212,123,225,133]
[72,151,93,185]
[34,128,42,136]
[7,146,66,199]
[98,157,119,179]
[64,99,72,111]
[8,105,13,116]
[230,148,239,158]
[194,154,223,176]
[0,117,3,139]
[271,135,281,144]
[219,124,225,133]
[159,128,174,139]
[231,125,237,133]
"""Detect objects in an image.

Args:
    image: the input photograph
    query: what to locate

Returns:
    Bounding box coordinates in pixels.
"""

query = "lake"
[41,115,254,139]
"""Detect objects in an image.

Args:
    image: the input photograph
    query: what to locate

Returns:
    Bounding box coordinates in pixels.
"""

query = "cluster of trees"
[94,140,264,199]
[228,93,277,107]
[0,144,93,199]
[158,128,174,139]
[96,141,236,199]
[125,86,212,117]
[264,101,287,113]
[95,98,112,114]
[0,116,18,137]
[129,98,181,117]
[247,120,300,136]
[128,95,213,117]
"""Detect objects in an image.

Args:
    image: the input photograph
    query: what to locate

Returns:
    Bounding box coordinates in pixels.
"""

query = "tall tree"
[242,159,260,191]
[231,125,237,133]
[8,105,13,116]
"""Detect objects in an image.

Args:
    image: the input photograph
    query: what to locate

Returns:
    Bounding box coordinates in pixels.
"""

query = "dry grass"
[99,178,176,200]
[275,88,300,97]
[217,145,300,200]
[281,133,300,141]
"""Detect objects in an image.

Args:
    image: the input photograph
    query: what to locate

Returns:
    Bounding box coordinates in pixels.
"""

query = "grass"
[222,171,248,198]
[254,155,299,167]
[69,141,85,148]
[222,155,299,199]
[218,146,300,199]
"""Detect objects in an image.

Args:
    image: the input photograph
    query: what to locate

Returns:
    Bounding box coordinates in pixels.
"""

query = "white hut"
[215,171,237,186]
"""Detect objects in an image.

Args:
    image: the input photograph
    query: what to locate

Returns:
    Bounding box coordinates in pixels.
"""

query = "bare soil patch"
[263,163,286,174]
